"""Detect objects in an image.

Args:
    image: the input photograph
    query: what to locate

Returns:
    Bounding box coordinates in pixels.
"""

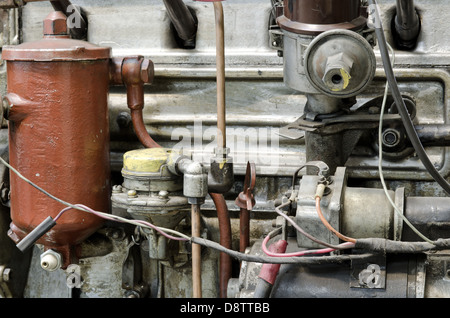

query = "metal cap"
[122,148,172,176]
[2,11,110,61]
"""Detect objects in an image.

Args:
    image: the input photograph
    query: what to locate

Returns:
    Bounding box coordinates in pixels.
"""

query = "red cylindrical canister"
[2,11,111,267]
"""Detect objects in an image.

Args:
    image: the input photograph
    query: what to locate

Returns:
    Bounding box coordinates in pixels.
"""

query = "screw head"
[127,189,137,198]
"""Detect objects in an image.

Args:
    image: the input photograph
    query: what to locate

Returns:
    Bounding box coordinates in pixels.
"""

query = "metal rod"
[213,2,226,149]
[191,203,202,298]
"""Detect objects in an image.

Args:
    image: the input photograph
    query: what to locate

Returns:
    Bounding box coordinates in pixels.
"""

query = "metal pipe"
[415,124,450,147]
[191,203,202,298]
[112,56,162,149]
[130,109,161,148]
[394,0,420,49]
[213,2,226,149]
[403,196,450,241]
[210,192,232,298]
[239,208,250,253]
[162,0,197,47]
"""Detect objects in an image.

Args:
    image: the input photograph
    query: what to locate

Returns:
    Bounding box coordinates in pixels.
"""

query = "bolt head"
[43,11,68,36]
[140,59,154,84]
[127,189,137,198]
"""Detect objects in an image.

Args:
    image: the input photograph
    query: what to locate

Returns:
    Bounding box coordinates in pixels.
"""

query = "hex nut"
[140,59,154,84]
[43,11,68,36]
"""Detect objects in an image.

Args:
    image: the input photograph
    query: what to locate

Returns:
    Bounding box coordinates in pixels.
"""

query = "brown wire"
[315,197,357,244]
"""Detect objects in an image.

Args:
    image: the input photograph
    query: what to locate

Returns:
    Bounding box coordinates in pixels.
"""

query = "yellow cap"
[122,148,171,175]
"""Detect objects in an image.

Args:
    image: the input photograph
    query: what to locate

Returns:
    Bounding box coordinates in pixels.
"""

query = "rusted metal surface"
[278,0,367,35]
[50,1,87,39]
[210,192,231,298]
[3,12,111,268]
[111,56,160,148]
[2,11,109,61]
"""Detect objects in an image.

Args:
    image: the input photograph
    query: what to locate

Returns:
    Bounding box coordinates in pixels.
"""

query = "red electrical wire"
[261,231,354,258]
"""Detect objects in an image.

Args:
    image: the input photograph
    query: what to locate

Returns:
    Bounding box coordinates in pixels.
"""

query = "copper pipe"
[130,109,161,148]
[113,56,162,148]
[213,2,226,149]
[210,192,232,298]
[191,203,202,298]
[239,208,250,253]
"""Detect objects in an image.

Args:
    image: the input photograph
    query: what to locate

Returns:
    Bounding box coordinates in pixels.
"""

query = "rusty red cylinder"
[2,11,111,266]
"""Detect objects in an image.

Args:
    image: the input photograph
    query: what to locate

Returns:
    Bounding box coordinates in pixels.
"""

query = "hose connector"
[168,154,208,203]
[40,249,62,272]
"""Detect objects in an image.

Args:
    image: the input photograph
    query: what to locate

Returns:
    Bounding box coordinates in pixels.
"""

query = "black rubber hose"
[368,0,450,195]
[394,0,420,49]
[355,237,450,254]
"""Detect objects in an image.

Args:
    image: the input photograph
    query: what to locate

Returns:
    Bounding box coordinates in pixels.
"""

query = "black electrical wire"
[190,236,375,265]
[355,237,450,254]
[368,0,450,195]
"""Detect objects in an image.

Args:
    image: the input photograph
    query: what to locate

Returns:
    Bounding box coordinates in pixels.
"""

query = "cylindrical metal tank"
[278,0,366,35]
[2,11,112,267]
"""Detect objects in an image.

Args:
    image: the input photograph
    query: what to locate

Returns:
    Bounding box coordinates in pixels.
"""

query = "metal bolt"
[116,112,131,128]
[158,190,169,199]
[140,59,154,84]
[127,189,137,198]
[43,11,68,36]
[112,185,123,193]
[322,52,354,92]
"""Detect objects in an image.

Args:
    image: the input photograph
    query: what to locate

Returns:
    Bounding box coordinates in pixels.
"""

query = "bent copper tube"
[130,109,161,148]
[111,56,161,148]
[210,192,232,298]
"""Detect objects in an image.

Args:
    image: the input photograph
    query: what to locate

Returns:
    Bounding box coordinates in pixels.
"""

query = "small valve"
[40,249,62,272]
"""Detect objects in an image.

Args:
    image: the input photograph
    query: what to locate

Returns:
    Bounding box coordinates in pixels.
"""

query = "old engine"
[0,0,449,300]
